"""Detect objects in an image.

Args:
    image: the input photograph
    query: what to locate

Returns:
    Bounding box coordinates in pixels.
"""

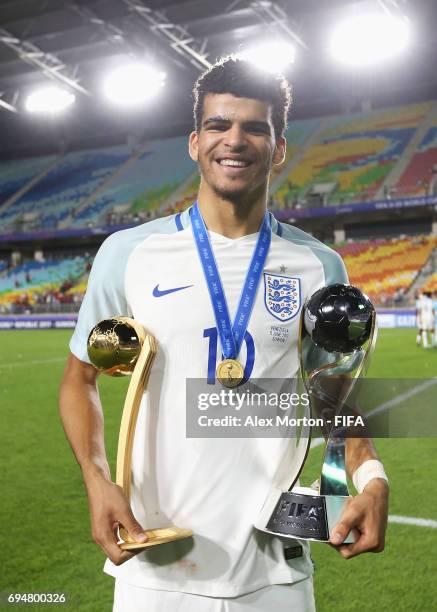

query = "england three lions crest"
[264,273,301,322]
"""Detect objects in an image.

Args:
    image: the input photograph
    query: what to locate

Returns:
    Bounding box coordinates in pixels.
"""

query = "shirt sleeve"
[69,232,132,363]
[313,246,349,287]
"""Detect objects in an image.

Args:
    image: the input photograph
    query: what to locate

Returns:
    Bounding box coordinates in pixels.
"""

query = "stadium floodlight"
[103,63,166,107]
[330,14,410,67]
[25,86,76,113]
[238,41,296,73]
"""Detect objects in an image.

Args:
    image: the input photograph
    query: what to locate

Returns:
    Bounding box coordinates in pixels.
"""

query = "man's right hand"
[84,470,148,566]
[59,353,148,566]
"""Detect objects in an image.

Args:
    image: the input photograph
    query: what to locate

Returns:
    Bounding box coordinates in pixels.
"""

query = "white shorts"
[419,316,434,330]
[113,578,316,612]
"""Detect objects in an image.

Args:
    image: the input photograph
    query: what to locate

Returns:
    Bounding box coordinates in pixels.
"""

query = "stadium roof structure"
[0,0,437,156]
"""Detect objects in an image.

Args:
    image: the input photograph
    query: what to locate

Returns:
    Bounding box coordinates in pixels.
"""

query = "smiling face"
[189,93,285,204]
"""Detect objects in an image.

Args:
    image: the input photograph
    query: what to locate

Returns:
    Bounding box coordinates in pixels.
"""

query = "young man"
[417,290,434,348]
[433,290,437,346]
[415,291,422,346]
[59,56,388,611]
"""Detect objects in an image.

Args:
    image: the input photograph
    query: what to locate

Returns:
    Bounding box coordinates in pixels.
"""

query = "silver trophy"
[255,284,377,542]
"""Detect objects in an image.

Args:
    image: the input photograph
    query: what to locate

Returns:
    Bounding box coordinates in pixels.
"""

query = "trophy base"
[119,527,193,550]
[255,486,355,543]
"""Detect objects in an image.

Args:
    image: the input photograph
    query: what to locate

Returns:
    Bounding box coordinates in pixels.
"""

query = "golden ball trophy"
[87,317,193,550]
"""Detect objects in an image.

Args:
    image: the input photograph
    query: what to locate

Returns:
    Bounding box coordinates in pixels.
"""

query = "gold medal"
[216,359,244,388]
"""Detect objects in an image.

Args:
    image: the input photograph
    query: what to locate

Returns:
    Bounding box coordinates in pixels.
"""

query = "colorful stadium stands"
[1,101,437,233]
[164,174,200,214]
[274,102,432,206]
[1,234,434,311]
[71,136,195,226]
[421,272,437,293]
[271,118,320,178]
[0,257,88,313]
[337,235,437,302]
[0,146,133,230]
[395,117,437,196]
[271,118,321,207]
[0,154,56,210]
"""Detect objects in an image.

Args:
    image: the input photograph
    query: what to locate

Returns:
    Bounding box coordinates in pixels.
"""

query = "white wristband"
[352,459,388,494]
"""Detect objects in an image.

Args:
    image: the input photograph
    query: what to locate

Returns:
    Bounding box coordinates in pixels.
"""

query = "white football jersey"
[70,207,348,597]
[418,295,434,318]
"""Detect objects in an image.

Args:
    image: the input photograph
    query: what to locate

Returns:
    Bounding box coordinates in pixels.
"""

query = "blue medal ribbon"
[191,202,271,360]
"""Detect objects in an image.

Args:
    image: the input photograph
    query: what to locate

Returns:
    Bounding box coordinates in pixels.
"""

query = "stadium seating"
[395,118,437,196]
[274,102,432,206]
[421,272,437,293]
[271,118,321,207]
[163,174,200,215]
[337,235,437,303]
[0,155,56,215]
[0,256,88,313]
[1,100,437,234]
[0,146,133,230]
[72,136,195,226]
[2,234,434,311]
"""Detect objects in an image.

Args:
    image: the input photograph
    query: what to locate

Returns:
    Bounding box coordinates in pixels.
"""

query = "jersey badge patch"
[264,273,301,322]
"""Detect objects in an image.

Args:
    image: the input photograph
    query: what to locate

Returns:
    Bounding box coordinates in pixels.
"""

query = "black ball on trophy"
[304,283,374,353]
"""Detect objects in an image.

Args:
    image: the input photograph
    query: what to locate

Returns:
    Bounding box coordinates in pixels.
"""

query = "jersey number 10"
[203,327,255,385]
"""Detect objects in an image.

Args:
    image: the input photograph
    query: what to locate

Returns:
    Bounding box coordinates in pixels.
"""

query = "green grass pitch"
[1,328,436,610]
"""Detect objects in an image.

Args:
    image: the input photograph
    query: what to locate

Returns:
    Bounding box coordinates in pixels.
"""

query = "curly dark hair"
[193,55,292,141]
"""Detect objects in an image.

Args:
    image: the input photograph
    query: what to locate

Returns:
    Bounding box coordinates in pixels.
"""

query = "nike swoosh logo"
[152,284,193,297]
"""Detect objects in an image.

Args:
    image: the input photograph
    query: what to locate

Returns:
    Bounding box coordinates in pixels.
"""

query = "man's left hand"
[329,478,389,559]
